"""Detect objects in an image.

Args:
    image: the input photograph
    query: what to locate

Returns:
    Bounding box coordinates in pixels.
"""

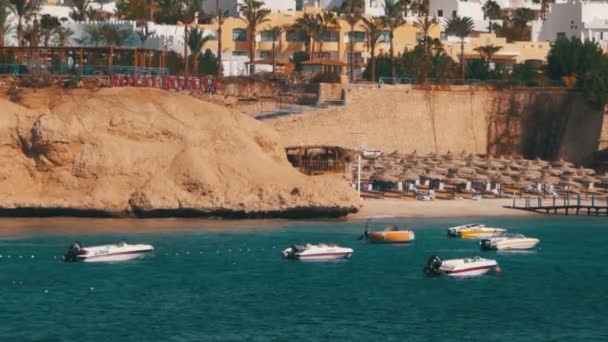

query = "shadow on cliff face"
[487,91,596,162]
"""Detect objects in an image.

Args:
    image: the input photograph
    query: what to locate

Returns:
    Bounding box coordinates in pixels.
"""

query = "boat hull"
[495,239,539,251]
[443,265,494,277]
[295,252,353,260]
[367,231,415,243]
[79,249,154,263]
[459,229,506,239]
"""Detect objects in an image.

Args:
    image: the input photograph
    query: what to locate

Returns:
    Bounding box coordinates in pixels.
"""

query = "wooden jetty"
[506,196,608,216]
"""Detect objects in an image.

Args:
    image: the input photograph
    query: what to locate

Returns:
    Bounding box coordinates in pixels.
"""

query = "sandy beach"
[355,198,534,219]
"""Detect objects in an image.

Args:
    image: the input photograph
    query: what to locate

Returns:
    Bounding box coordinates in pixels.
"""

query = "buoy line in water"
[0,246,281,263]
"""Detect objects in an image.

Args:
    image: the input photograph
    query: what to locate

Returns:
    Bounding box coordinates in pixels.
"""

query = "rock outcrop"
[0,88,359,218]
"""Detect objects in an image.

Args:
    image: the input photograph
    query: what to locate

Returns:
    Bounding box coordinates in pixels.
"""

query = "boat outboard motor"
[447,229,457,238]
[64,242,83,262]
[423,255,443,276]
[480,239,493,251]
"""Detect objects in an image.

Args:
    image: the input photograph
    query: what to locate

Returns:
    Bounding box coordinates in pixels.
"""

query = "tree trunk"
[249,28,256,75]
[192,52,199,75]
[371,49,376,83]
[350,23,355,82]
[149,0,154,21]
[216,0,223,80]
[460,38,465,80]
[17,16,23,48]
[184,26,189,75]
[390,29,395,79]
[489,19,493,33]
[318,37,323,59]
[272,38,276,73]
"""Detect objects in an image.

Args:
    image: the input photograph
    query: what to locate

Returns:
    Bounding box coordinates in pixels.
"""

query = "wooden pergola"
[285,145,355,175]
[0,46,168,76]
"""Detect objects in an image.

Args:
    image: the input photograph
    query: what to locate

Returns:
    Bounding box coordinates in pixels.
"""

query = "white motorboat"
[64,242,154,263]
[481,234,540,251]
[281,243,353,260]
[424,255,499,277]
[447,223,486,237]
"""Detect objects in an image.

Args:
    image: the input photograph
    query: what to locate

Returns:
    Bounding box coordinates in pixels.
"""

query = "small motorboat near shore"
[458,227,506,239]
[424,255,499,277]
[64,242,154,263]
[281,243,353,260]
[481,234,540,251]
[447,223,486,237]
[360,221,415,243]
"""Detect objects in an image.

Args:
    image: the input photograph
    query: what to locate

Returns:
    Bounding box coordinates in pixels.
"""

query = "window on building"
[296,0,303,11]
[232,51,248,57]
[557,32,566,40]
[348,31,366,43]
[348,52,363,65]
[438,9,443,17]
[452,10,457,17]
[233,28,246,41]
[379,31,391,43]
[322,31,339,42]
[287,29,306,42]
[259,50,271,58]
[319,52,332,59]
[260,30,274,42]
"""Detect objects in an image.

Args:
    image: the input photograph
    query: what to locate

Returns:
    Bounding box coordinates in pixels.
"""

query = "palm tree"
[316,11,338,59]
[177,0,201,75]
[53,25,74,47]
[445,15,474,80]
[215,0,228,80]
[70,0,91,21]
[409,0,427,17]
[136,22,155,47]
[266,24,284,73]
[292,12,319,58]
[84,24,104,46]
[40,14,60,47]
[9,0,41,47]
[361,17,383,82]
[482,0,501,33]
[414,15,437,59]
[533,0,554,20]
[339,0,364,81]
[239,0,271,75]
[0,0,11,47]
[186,27,211,75]
[381,0,407,78]
[474,44,502,70]
[22,18,40,47]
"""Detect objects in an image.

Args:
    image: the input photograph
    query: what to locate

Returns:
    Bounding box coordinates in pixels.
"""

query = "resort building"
[443,33,551,67]
[532,0,608,48]
[198,9,441,76]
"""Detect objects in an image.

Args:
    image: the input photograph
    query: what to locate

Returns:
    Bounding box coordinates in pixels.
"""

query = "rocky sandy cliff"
[0,88,359,218]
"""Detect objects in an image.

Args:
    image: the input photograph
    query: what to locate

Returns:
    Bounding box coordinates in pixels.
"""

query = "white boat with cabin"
[281,243,353,260]
[424,255,499,277]
[481,234,540,251]
[64,242,154,263]
[447,223,486,237]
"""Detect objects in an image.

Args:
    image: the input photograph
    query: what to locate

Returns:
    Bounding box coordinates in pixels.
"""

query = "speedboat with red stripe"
[281,243,353,260]
[64,241,154,263]
[424,255,499,277]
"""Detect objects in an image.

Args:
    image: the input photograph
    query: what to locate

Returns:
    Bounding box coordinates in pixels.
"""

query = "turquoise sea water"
[1,216,608,341]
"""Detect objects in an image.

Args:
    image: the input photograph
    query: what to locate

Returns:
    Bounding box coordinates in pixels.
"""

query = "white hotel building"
[532,0,608,48]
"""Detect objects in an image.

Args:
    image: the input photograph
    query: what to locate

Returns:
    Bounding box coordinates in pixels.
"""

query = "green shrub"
[311,71,341,83]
